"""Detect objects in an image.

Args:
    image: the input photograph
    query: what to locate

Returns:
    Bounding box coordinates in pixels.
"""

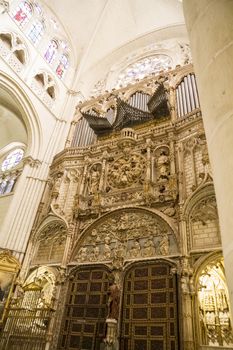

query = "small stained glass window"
[27,20,44,45]
[12,1,32,27]
[1,149,24,172]
[56,54,68,78]
[44,40,58,64]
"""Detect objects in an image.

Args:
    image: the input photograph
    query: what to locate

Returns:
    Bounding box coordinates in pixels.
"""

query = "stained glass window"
[34,2,42,15]
[56,54,68,78]
[12,1,32,27]
[1,149,24,172]
[116,55,172,88]
[44,40,58,64]
[27,20,44,45]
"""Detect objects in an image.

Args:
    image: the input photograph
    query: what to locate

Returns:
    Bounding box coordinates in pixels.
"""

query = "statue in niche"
[88,164,101,195]
[158,234,170,255]
[107,282,120,320]
[129,240,141,258]
[142,237,155,257]
[157,150,170,180]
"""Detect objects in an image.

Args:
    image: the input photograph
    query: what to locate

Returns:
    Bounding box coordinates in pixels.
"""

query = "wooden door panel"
[121,262,179,350]
[59,266,109,350]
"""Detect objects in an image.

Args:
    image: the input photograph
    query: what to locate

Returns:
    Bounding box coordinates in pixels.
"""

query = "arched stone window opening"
[32,72,56,103]
[0,148,24,196]
[0,32,28,69]
[197,258,233,347]
[14,48,25,64]
[0,33,12,49]
[34,72,44,86]
[46,85,55,99]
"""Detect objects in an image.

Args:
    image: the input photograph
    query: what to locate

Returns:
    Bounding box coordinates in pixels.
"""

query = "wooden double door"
[59,261,179,350]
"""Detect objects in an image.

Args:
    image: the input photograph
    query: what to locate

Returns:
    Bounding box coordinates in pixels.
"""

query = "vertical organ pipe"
[178,84,184,117]
[184,76,191,113]
[176,89,181,117]
[181,81,187,115]
[188,74,195,110]
[176,73,200,117]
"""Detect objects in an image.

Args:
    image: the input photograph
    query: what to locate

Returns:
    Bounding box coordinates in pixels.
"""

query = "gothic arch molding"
[70,206,179,265]
[0,70,42,159]
[182,182,215,220]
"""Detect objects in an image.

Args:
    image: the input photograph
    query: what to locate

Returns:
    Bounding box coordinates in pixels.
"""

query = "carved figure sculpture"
[90,245,100,261]
[103,236,112,260]
[158,235,170,255]
[142,237,155,257]
[107,283,120,320]
[157,150,169,179]
[77,247,88,262]
[129,240,141,258]
[88,165,101,194]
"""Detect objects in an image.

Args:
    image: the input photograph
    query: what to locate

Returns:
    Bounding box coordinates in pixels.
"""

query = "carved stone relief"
[155,147,170,181]
[87,163,102,195]
[73,209,178,265]
[107,153,146,190]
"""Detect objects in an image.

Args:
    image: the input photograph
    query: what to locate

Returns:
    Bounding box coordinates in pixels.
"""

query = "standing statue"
[107,283,120,320]
[157,150,169,180]
[142,237,155,257]
[129,240,141,258]
[88,164,101,194]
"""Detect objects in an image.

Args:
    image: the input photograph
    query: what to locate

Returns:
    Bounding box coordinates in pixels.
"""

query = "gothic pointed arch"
[30,215,68,265]
[182,183,221,251]
[0,71,42,159]
[70,207,179,267]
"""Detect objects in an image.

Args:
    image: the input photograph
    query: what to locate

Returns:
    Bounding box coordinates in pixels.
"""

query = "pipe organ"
[128,91,150,112]
[176,73,200,118]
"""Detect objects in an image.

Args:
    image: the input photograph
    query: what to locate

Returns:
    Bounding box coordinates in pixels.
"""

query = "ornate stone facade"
[1,64,231,350]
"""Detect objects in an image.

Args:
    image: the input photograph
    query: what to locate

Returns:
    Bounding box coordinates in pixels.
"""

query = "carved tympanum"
[74,209,177,264]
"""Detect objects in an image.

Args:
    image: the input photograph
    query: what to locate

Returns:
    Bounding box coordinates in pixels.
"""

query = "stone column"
[183,0,233,310]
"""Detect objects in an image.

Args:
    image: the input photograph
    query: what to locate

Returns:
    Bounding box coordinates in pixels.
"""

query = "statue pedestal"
[104,318,118,350]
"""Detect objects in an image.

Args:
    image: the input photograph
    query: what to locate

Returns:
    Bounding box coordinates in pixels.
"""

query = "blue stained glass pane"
[1,149,24,172]
[28,21,44,45]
